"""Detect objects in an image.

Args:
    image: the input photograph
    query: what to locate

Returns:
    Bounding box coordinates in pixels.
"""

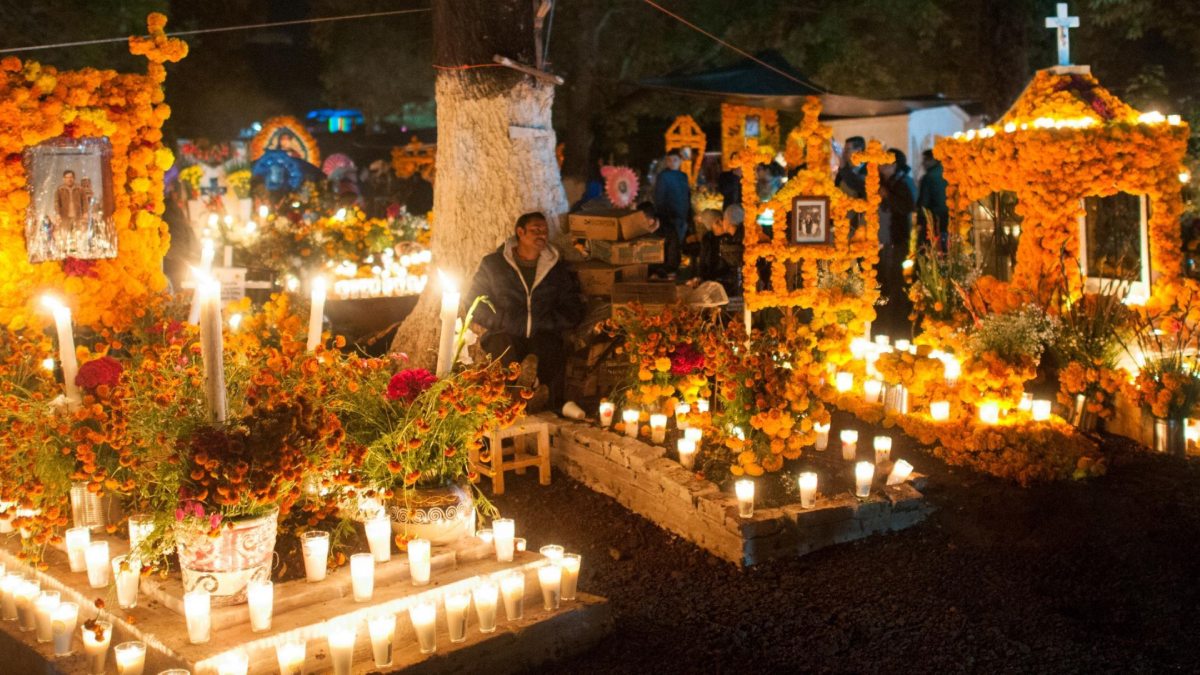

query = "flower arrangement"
[907,226,976,328]
[966,304,1058,366]
[1118,283,1200,420]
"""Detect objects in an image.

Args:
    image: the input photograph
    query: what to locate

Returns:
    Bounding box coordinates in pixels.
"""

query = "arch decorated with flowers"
[664,114,706,186]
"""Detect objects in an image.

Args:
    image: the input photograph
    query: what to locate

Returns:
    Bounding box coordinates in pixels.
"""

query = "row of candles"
[329,248,432,300]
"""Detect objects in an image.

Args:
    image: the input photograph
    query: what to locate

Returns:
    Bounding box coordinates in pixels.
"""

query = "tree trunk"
[390,0,568,363]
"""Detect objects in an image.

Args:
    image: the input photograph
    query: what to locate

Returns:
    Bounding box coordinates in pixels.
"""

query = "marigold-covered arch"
[722,104,778,171]
[391,136,436,183]
[664,114,706,186]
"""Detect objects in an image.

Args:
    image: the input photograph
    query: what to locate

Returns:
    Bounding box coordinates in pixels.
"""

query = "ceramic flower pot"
[388,482,476,546]
[175,507,279,606]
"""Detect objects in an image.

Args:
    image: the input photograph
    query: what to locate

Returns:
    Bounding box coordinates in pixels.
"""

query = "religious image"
[789,196,830,245]
[23,136,117,264]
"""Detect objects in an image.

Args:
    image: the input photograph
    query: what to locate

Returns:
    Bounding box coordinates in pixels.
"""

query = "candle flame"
[39,294,64,312]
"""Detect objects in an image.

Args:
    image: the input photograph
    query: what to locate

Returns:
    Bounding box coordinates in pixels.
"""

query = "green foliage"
[969,304,1058,365]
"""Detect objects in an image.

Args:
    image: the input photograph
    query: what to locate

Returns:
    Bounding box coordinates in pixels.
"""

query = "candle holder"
[365,516,392,563]
[501,571,525,621]
[864,379,883,403]
[814,422,830,451]
[65,526,90,573]
[476,528,494,545]
[930,400,950,421]
[246,579,273,632]
[978,401,1000,425]
[127,514,154,560]
[51,601,78,656]
[538,564,562,611]
[409,601,438,654]
[887,459,915,486]
[835,371,853,393]
[184,589,211,644]
[855,461,875,498]
[351,552,375,602]
[873,436,892,465]
[445,590,471,643]
[798,472,818,509]
[326,620,357,675]
[111,555,140,609]
[840,429,859,461]
[493,518,515,563]
[81,620,112,675]
[734,480,755,518]
[214,650,248,675]
[15,579,38,632]
[34,590,59,643]
[677,438,697,470]
[114,640,147,675]
[538,544,564,561]
[598,401,615,428]
[515,537,527,552]
[622,410,640,438]
[1,572,23,621]
[649,414,667,444]
[408,538,432,586]
[560,553,581,601]
[473,578,500,633]
[675,403,691,430]
[1032,399,1052,422]
[301,530,330,582]
[884,384,909,415]
[85,540,110,589]
[70,482,106,531]
[368,614,396,668]
[275,640,306,675]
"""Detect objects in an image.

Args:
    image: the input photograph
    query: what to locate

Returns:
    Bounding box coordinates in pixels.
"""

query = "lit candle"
[895,339,911,353]
[365,516,392,563]
[302,530,330,582]
[1,572,22,621]
[598,401,615,428]
[539,544,564,562]
[275,640,306,675]
[874,334,890,348]
[798,472,818,509]
[675,403,691,430]
[184,589,211,644]
[943,355,960,385]
[435,271,461,376]
[873,436,892,465]
[409,600,438,654]
[677,438,697,470]
[1018,393,1033,411]
[501,571,525,621]
[368,614,396,668]
[246,579,273,632]
[51,601,78,656]
[15,579,38,631]
[835,371,853,393]
[493,518,515,563]
[114,641,147,675]
[445,590,471,643]
[515,537,527,552]
[41,295,80,403]
[930,400,950,421]
[258,204,270,220]
[649,414,668,444]
[887,459,915,486]
[978,401,1000,425]
[734,479,755,518]
[81,620,112,675]
[560,554,581,601]
[34,590,59,643]
[408,538,431,586]
[473,578,500,633]
[684,427,703,443]
[326,620,357,675]
[127,514,154,560]
[622,409,640,438]
[840,429,859,461]
[111,555,140,609]
[864,379,883,403]
[814,422,830,451]
[65,526,90,572]
[696,399,710,413]
[197,276,227,423]
[306,276,326,353]
[1032,399,1052,422]
[85,540,110,589]
[538,564,562,611]
[855,461,875,498]
[215,650,248,675]
[351,552,375,602]
[476,528,493,544]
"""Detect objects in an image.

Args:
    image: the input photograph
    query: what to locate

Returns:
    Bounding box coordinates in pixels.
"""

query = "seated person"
[467,212,585,407]
[690,205,745,298]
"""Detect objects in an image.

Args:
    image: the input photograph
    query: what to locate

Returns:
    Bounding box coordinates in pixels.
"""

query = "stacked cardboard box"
[567,209,664,298]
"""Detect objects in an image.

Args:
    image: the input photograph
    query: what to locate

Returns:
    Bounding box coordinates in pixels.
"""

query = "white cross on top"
[1045,3,1080,67]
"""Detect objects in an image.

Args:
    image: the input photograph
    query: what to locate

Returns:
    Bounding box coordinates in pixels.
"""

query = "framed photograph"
[23,136,117,264]
[744,115,761,139]
[790,196,831,245]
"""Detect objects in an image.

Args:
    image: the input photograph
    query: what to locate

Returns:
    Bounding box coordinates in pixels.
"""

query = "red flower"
[76,356,123,391]
[387,368,437,403]
[63,257,99,278]
[669,343,705,376]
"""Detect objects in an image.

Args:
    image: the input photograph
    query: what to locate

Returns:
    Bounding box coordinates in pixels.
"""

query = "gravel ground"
[493,429,1200,674]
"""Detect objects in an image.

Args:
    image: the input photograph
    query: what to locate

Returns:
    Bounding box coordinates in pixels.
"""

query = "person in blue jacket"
[652,150,692,278]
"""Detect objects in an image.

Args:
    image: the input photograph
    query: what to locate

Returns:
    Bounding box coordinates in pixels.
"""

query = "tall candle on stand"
[41,295,80,403]
[435,271,461,376]
[306,276,326,353]
[197,277,227,423]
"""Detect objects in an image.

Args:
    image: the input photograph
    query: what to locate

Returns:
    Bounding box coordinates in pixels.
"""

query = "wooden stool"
[470,418,551,495]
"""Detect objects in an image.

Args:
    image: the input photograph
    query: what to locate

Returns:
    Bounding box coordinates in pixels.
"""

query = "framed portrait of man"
[790,196,831,245]
[23,136,117,264]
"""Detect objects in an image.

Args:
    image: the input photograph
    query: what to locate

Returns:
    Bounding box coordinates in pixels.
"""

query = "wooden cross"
[1045,3,1080,67]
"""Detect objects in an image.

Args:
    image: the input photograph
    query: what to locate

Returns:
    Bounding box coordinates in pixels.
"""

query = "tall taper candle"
[42,296,80,403]
[306,276,326,352]
[435,271,461,377]
[197,277,227,423]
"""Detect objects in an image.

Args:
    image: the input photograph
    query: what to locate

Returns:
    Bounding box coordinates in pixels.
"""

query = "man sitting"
[467,212,585,408]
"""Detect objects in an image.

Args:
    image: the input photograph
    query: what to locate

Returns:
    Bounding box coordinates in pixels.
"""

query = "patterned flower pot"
[388,482,476,546]
[175,507,278,606]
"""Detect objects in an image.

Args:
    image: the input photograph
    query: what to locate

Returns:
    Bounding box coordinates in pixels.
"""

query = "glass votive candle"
[275,639,306,675]
[474,578,500,632]
[1,572,21,620]
[85,540,111,588]
[326,620,357,675]
[1018,392,1034,411]
[515,537,527,552]
[501,571,525,621]
[368,613,396,668]
[835,371,853,393]
[677,438,697,470]
[814,422,830,451]
[887,459,915,486]
[855,461,875,498]
[112,555,140,609]
[930,400,950,421]
[598,401,615,428]
[675,403,691,430]
[978,401,1000,425]
[696,398,710,413]
[943,355,961,384]
[127,514,154,560]
[649,414,668,444]
[493,518,515,563]
[301,530,330,582]
[539,544,564,562]
[873,436,892,464]
[51,601,79,656]
[1032,399,1052,422]
[734,479,755,518]
[798,472,818,509]
[622,409,639,438]
[864,379,883,403]
[409,600,437,654]
[538,564,562,611]
[15,578,39,631]
[895,338,911,353]
[246,579,273,632]
[81,620,112,675]
[65,526,90,572]
[874,334,890,348]
[560,553,581,601]
[445,590,471,643]
[34,590,60,643]
[684,427,702,443]
[351,552,375,602]
[214,650,248,675]
[408,538,431,586]
[476,528,494,544]
[365,516,392,563]
[184,589,211,644]
[840,429,859,461]
[114,640,147,675]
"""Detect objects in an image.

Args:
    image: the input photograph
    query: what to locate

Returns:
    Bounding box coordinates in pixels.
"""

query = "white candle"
[1018,393,1034,411]
[34,590,59,643]
[246,579,273,632]
[184,589,211,644]
[539,544,564,562]
[622,409,640,438]
[930,400,950,421]
[493,518,515,563]
[51,601,78,656]
[516,537,527,552]
[649,414,668,444]
[874,334,890,347]
[351,552,375,602]
[326,620,357,675]
[887,459,915,486]
[408,538,431,586]
[15,579,38,631]
[675,403,691,430]
[215,650,248,675]
[1,572,21,621]
[365,516,392,563]
[895,339,911,353]
[873,436,893,465]
[409,600,438,654]
[538,564,562,611]
[814,422,830,451]
[598,401,615,428]
[943,355,961,385]
[368,613,396,668]
[473,578,500,633]
[112,555,140,609]
[560,553,581,601]
[1032,399,1052,422]
[734,479,755,518]
[302,530,330,582]
[696,398,710,413]
[978,401,1000,425]
[65,526,90,572]
[798,472,818,509]
[855,461,875,498]
[445,590,470,643]
[85,540,110,588]
[222,244,234,269]
[840,429,859,461]
[476,528,493,544]
[127,514,154,560]
[677,438,697,470]
[42,295,80,402]
[114,640,147,675]
[684,427,703,443]
[307,276,326,353]
[501,571,525,621]
[275,640,306,675]
[864,379,883,403]
[81,620,112,675]
[835,371,853,393]
[197,277,227,423]
[435,271,461,376]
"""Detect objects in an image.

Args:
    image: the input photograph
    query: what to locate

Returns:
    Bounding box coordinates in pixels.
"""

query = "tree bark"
[390,0,569,363]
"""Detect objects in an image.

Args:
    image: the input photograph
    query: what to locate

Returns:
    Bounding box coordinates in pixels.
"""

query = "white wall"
[825,105,971,181]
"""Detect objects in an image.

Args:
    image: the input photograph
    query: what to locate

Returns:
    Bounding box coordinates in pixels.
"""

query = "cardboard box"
[611,281,680,317]
[568,209,653,241]
[589,238,665,265]
[572,261,649,296]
